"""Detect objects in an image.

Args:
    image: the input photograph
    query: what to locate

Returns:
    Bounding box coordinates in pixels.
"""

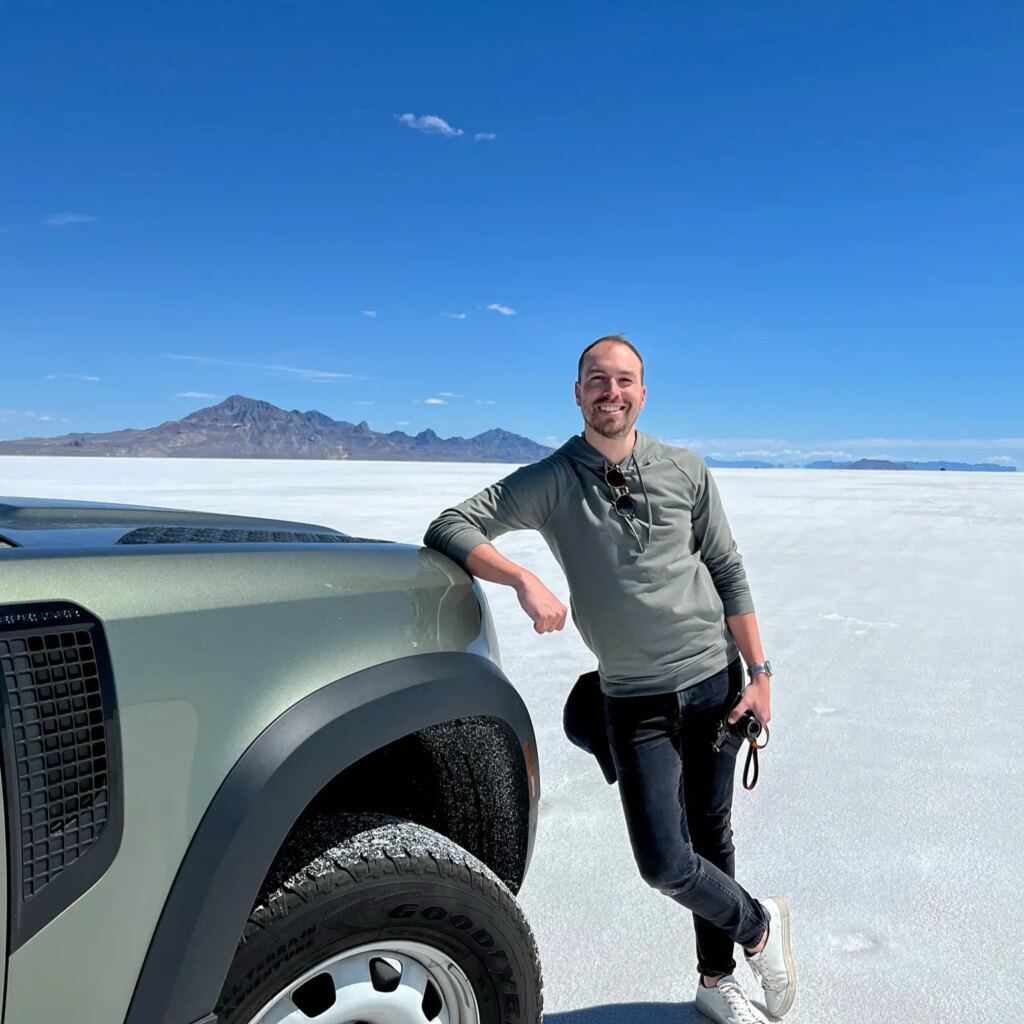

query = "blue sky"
[2,1,1022,466]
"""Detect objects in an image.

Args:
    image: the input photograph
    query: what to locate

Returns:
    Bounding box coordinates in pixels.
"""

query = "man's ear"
[574,381,581,406]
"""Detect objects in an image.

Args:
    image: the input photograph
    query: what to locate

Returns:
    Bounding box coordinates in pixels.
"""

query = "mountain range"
[0,396,1013,470]
[0,395,555,463]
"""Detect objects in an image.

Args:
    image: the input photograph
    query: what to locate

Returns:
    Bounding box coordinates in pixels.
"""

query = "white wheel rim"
[247,939,481,1024]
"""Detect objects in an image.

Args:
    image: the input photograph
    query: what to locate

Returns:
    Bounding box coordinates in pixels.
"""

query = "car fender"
[124,650,539,1024]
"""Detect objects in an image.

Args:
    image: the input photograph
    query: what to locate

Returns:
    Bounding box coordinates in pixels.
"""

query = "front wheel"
[216,813,543,1024]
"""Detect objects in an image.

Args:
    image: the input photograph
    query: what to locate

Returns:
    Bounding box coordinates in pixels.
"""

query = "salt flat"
[3,456,1022,1023]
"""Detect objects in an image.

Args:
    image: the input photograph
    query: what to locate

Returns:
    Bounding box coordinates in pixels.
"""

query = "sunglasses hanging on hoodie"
[603,455,651,552]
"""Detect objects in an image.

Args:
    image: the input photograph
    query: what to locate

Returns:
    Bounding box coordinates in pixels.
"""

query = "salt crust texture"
[5,457,1022,1022]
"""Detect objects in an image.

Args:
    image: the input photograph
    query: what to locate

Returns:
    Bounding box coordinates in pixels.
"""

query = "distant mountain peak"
[475,427,518,441]
[182,394,281,421]
[216,394,275,412]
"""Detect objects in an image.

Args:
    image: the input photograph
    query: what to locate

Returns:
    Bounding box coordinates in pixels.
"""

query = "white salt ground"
[3,456,1022,1023]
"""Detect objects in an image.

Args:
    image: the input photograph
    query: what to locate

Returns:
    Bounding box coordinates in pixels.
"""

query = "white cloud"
[475,399,496,405]
[396,113,464,137]
[395,421,410,427]
[170,355,364,381]
[175,391,222,399]
[663,437,789,451]
[475,132,496,142]
[438,392,462,398]
[443,312,468,320]
[362,310,377,317]
[44,373,100,381]
[267,364,354,380]
[0,409,49,423]
[824,436,1024,451]
[46,213,97,226]
[661,435,1024,466]
[424,397,446,405]
[487,303,517,316]
[734,448,855,462]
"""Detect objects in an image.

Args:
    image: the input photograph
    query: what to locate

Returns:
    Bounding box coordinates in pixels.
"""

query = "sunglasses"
[604,465,637,519]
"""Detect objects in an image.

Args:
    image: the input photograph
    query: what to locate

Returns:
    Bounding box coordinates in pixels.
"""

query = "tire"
[216,812,543,1024]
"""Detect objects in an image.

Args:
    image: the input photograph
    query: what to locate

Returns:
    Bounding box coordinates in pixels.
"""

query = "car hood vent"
[116,526,391,545]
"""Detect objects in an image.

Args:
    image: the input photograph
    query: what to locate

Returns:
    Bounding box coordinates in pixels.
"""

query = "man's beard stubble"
[583,403,639,440]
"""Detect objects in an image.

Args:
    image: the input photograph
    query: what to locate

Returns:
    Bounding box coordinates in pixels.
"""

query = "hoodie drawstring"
[629,451,653,552]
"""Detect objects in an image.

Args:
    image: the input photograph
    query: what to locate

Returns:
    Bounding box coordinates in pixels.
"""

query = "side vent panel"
[0,602,123,949]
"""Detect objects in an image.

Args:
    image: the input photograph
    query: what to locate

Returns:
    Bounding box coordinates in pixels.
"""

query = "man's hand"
[514,573,568,634]
[728,674,771,727]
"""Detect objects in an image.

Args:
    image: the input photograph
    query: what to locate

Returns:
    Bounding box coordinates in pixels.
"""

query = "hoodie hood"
[557,428,660,470]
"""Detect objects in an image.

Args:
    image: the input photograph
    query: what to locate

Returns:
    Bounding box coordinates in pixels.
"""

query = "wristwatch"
[746,660,772,679]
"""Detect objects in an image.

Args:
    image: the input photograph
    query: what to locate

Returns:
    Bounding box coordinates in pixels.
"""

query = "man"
[424,335,797,1023]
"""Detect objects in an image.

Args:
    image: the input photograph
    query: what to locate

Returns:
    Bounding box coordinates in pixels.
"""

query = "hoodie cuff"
[721,593,756,618]
[436,527,492,570]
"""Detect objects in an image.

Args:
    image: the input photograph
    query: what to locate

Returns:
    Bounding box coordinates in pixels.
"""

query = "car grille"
[0,602,122,947]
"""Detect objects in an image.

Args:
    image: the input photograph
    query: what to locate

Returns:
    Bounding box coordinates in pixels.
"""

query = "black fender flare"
[124,651,539,1024]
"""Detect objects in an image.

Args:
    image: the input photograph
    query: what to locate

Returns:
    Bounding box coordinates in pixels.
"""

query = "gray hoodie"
[423,429,754,697]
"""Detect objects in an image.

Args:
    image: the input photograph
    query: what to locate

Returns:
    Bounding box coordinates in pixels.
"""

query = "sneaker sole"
[767,896,797,1018]
[696,987,770,1024]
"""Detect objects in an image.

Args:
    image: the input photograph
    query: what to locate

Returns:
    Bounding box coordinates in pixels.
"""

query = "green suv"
[0,496,543,1024]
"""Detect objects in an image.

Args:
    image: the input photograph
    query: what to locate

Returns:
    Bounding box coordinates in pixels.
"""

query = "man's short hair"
[577,334,645,383]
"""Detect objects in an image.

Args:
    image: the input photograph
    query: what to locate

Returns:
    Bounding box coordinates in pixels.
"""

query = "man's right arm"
[423,461,569,634]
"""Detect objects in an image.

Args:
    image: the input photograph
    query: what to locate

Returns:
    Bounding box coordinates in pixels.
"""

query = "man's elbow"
[423,511,475,559]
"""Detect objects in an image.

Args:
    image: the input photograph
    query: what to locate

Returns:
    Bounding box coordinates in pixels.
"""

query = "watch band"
[746,660,772,678]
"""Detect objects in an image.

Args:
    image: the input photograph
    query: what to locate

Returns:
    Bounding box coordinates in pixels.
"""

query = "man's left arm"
[725,611,771,726]
[690,461,772,726]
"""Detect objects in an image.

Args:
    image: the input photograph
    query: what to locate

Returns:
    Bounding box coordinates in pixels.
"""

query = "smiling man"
[424,334,797,1023]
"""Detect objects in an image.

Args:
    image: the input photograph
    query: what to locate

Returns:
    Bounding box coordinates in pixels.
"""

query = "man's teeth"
[598,406,624,412]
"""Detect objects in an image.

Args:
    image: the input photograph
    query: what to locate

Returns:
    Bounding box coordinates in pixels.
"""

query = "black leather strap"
[742,724,770,791]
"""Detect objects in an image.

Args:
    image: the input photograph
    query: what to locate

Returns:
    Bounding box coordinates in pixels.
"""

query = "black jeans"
[603,658,769,977]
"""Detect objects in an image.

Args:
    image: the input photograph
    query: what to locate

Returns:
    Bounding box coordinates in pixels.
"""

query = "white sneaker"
[695,975,769,1024]
[744,896,797,1018]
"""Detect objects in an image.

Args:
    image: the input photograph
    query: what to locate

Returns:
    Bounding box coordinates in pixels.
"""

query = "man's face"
[574,342,647,440]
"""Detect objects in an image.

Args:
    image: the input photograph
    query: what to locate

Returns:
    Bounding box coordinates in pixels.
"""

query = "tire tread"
[232,812,542,1023]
